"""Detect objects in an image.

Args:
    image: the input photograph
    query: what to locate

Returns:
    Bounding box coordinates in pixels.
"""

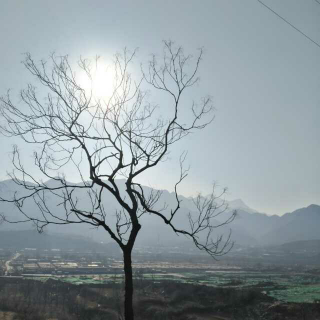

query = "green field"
[26,270,320,303]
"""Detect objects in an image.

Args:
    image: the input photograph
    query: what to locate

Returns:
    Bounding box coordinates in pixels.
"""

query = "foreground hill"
[1,276,320,320]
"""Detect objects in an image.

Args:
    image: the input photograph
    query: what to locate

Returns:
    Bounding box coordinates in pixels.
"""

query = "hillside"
[1,179,319,248]
[0,229,109,251]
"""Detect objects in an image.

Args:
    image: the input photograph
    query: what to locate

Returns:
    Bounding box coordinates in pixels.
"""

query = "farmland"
[2,245,320,304]
[25,268,320,303]
[1,246,320,319]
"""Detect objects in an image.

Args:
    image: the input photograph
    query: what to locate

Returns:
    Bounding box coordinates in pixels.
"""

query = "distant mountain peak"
[307,204,320,210]
[1,178,320,247]
[228,199,257,213]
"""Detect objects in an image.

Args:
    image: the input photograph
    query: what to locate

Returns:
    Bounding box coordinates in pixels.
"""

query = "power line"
[257,0,320,49]
[315,0,320,5]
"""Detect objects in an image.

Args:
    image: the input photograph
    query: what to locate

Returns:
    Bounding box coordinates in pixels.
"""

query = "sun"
[91,64,116,100]
[78,58,116,101]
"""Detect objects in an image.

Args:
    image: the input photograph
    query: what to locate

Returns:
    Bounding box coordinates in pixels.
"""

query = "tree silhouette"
[0,41,235,320]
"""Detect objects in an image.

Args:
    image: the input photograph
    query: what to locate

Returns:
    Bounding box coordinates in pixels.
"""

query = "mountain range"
[0,179,319,248]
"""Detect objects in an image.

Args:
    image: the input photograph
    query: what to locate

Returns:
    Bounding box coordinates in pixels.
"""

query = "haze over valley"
[1,179,319,250]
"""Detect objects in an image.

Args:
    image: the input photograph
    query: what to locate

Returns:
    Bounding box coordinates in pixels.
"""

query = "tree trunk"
[123,249,134,320]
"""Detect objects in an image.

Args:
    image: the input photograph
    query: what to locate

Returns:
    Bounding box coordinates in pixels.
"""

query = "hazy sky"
[0,0,319,215]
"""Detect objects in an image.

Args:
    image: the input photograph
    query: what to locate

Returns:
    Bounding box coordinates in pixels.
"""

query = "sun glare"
[78,59,116,101]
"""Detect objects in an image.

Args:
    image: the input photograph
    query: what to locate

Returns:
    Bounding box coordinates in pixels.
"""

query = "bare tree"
[0,41,235,320]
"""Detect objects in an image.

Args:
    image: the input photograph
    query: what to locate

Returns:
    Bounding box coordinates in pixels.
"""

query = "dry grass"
[0,312,17,320]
